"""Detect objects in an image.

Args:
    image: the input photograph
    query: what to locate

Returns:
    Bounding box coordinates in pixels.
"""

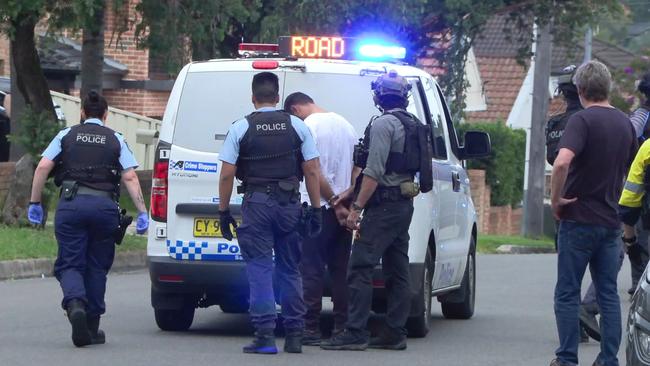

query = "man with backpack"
[321,70,432,351]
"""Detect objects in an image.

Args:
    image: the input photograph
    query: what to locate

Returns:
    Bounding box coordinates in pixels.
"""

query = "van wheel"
[440,238,476,319]
[406,248,433,338]
[219,298,249,314]
[154,306,195,331]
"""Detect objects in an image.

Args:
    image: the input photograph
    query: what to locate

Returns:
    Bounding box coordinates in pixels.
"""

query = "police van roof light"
[252,60,279,70]
[358,44,406,60]
[238,43,279,58]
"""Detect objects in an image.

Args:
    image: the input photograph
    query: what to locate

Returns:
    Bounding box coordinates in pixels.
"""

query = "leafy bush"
[9,107,63,158]
[457,122,526,206]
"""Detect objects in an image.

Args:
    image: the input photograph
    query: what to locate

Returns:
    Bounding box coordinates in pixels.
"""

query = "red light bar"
[252,60,279,70]
[158,275,184,283]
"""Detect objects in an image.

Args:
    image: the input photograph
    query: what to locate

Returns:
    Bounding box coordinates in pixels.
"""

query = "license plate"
[193,217,239,238]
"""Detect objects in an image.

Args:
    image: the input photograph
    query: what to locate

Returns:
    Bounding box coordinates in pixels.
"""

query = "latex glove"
[27,203,44,225]
[136,212,149,234]
[307,206,323,238]
[219,209,237,241]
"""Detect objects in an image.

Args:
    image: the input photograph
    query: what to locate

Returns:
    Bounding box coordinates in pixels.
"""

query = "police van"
[146,36,491,337]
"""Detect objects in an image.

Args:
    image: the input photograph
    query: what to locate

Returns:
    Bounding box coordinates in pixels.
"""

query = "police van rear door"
[166,65,287,262]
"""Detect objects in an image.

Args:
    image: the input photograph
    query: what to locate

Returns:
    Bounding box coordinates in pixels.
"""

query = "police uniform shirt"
[42,118,139,171]
[219,107,320,165]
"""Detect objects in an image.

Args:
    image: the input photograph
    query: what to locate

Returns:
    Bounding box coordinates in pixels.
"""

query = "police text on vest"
[257,122,287,131]
[76,133,107,144]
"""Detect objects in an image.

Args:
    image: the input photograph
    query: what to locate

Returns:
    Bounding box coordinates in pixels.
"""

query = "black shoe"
[579,325,589,343]
[284,329,303,353]
[87,315,106,345]
[320,329,368,351]
[369,328,407,350]
[66,299,92,347]
[243,329,278,354]
[302,329,322,346]
[550,359,572,366]
[579,305,601,342]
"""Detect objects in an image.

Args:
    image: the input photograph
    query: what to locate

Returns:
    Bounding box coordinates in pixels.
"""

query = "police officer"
[27,91,149,347]
[321,70,417,351]
[546,65,583,166]
[218,72,323,355]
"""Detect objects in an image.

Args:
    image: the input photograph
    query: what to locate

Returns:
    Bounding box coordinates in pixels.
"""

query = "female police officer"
[27,91,149,347]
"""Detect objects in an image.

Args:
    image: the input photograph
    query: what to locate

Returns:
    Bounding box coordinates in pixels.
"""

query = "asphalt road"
[0,254,633,366]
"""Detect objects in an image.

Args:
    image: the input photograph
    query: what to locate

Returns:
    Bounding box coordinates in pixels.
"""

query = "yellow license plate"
[193,217,239,238]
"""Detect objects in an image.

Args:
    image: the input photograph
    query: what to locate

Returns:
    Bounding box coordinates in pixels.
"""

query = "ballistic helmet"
[371,70,411,99]
[556,65,578,99]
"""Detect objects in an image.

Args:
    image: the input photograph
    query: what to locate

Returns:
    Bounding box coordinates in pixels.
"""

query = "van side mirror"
[459,131,491,160]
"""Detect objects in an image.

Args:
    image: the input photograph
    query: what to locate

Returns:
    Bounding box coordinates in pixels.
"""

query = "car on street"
[628,263,650,365]
[146,35,491,337]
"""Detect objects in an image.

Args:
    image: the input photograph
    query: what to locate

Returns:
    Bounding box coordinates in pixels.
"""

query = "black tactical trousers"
[346,198,414,337]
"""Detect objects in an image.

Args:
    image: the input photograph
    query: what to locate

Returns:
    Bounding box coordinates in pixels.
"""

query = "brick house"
[0,0,173,119]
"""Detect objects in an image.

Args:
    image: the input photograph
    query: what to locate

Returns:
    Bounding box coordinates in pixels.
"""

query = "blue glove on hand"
[136,212,149,234]
[27,203,44,225]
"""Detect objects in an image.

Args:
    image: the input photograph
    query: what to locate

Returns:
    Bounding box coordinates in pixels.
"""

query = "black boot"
[284,329,303,353]
[87,315,106,345]
[369,327,407,350]
[243,329,278,354]
[66,299,91,347]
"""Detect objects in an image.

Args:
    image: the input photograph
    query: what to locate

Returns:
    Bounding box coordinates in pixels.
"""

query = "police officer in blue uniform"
[27,91,149,347]
[218,72,323,355]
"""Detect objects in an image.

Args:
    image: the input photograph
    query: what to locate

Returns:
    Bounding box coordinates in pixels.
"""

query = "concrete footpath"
[0,250,146,281]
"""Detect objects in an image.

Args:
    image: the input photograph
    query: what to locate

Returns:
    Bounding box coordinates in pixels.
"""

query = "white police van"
[146,36,490,337]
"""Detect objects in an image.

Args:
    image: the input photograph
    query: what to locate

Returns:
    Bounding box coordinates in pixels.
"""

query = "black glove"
[219,209,237,241]
[307,206,323,238]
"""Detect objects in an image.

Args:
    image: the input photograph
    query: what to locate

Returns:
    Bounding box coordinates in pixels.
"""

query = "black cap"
[639,72,650,96]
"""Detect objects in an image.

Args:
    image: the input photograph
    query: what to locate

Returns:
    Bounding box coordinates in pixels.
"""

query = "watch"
[351,202,364,212]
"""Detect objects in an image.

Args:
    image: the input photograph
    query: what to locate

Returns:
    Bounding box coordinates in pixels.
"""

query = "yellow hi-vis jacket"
[620,139,650,208]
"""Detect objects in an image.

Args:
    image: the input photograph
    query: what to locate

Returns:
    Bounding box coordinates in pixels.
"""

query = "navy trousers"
[236,192,305,331]
[54,195,119,316]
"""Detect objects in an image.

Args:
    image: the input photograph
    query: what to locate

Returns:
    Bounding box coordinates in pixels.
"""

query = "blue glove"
[27,203,44,225]
[136,212,149,234]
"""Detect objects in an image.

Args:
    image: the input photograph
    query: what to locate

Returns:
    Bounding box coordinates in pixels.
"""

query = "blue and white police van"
[146,36,491,337]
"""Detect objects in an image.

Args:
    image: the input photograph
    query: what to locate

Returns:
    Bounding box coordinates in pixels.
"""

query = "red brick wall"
[103,89,168,118]
[104,0,149,80]
[468,168,522,236]
[0,162,16,206]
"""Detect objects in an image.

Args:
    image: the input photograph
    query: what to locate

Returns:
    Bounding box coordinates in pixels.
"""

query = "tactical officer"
[546,65,583,166]
[218,72,323,355]
[321,70,418,351]
[27,91,149,347]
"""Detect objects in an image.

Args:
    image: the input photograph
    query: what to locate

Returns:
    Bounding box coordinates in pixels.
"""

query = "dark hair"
[252,72,279,104]
[283,92,314,112]
[639,72,650,97]
[376,94,408,110]
[558,83,579,101]
[82,90,108,119]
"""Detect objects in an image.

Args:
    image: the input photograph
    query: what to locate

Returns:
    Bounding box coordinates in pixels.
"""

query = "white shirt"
[300,112,358,207]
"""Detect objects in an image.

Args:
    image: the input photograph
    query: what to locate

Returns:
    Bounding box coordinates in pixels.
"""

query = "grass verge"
[477,234,554,254]
[0,225,147,261]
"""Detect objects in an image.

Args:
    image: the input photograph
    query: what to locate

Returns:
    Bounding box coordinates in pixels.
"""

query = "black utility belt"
[60,181,116,201]
[241,181,300,205]
[367,186,412,207]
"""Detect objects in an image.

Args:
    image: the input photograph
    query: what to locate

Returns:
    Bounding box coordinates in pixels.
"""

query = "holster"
[114,209,133,245]
[61,181,79,201]
[246,181,299,206]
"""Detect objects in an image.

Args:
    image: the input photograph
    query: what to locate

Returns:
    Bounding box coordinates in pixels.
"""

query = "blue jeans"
[555,221,622,366]
[236,192,305,331]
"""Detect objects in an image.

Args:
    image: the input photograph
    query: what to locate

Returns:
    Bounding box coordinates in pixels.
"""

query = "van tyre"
[440,238,476,319]
[406,248,433,338]
[219,298,249,314]
[154,305,195,331]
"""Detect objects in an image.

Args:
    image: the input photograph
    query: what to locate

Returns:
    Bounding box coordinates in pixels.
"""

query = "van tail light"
[151,141,170,222]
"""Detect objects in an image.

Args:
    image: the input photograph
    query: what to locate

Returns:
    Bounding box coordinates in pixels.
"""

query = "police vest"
[545,102,583,165]
[355,110,433,192]
[236,111,303,184]
[53,123,121,192]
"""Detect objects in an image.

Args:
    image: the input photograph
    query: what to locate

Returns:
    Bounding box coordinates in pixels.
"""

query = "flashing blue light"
[358,43,406,60]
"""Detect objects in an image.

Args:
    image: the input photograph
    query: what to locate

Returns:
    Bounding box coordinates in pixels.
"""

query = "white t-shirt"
[300,112,358,207]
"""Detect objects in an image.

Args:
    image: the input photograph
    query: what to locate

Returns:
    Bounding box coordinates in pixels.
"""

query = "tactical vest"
[354,110,433,192]
[53,122,122,192]
[236,111,303,184]
[545,102,583,165]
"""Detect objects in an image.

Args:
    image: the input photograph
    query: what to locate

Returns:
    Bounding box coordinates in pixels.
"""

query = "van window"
[172,71,285,153]
[422,78,448,160]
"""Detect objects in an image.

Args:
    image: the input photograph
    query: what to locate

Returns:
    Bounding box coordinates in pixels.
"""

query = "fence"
[51,91,161,170]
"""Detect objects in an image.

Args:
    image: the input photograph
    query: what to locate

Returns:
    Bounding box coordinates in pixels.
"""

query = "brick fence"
[468,169,522,236]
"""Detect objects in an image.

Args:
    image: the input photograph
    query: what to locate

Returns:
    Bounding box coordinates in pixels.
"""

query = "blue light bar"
[358,44,406,60]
